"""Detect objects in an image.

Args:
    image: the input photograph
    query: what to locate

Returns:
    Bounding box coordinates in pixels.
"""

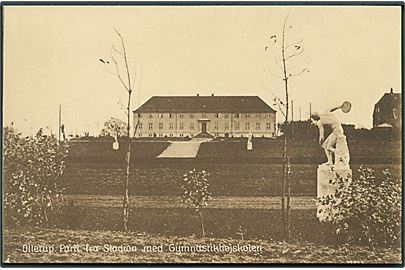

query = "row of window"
[138,133,192,138]
[214,122,274,130]
[138,122,275,130]
[138,133,276,138]
[213,133,276,138]
[138,113,274,119]
[139,123,194,130]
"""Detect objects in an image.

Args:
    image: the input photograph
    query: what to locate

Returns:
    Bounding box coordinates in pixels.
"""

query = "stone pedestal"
[317,164,352,221]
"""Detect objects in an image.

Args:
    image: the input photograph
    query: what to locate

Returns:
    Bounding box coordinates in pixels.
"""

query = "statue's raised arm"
[328,104,343,113]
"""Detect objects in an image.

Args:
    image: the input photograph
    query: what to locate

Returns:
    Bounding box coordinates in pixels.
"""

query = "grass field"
[51,162,401,242]
[67,140,401,163]
[3,227,401,264]
[45,195,324,242]
[62,163,401,196]
[6,142,402,264]
[65,195,316,209]
[49,201,321,241]
[56,195,319,241]
[20,194,394,244]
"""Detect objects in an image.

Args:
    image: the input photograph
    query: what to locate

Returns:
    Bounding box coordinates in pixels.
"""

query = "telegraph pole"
[58,105,61,142]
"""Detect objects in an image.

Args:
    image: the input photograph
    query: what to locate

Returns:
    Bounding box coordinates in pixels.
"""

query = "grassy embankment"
[67,139,401,164]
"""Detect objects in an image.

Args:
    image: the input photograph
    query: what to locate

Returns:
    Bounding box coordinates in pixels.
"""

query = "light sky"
[4,5,401,136]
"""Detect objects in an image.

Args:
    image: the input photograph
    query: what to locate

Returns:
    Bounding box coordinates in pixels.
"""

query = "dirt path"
[66,195,317,209]
[157,138,212,158]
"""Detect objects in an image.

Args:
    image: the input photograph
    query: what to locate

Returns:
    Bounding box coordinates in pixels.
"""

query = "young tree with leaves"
[101,117,127,139]
[181,169,211,238]
[264,14,309,242]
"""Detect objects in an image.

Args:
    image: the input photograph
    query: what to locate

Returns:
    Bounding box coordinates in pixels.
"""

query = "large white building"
[133,95,277,138]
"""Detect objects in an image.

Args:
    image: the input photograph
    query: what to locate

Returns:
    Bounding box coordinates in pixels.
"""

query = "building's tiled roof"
[134,96,276,113]
[375,92,401,106]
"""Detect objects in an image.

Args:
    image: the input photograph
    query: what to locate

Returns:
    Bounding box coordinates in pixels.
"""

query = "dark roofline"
[375,92,401,107]
[133,95,276,113]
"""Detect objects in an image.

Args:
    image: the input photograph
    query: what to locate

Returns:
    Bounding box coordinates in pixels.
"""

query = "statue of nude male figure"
[310,103,351,166]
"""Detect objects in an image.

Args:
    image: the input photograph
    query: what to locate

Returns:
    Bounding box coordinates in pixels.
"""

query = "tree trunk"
[108,28,135,232]
[123,90,132,231]
[281,137,287,240]
[199,211,205,238]
[123,141,131,231]
[281,14,291,243]
[269,14,304,243]
[286,156,291,242]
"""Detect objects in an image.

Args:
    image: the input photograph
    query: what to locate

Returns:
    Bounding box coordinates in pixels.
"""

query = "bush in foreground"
[319,166,401,246]
[181,169,212,237]
[3,127,69,226]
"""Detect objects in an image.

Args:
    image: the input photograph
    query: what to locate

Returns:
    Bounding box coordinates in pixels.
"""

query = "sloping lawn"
[3,227,401,264]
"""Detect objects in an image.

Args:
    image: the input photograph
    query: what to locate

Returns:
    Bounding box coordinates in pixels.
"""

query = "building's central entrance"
[201,122,207,133]
[195,119,213,138]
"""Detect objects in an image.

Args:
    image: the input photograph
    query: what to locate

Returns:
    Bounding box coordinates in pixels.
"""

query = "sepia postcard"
[1,2,403,265]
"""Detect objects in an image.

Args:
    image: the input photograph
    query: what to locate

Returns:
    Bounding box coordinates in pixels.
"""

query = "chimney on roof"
[211,93,214,96]
[390,88,394,94]
[196,93,199,96]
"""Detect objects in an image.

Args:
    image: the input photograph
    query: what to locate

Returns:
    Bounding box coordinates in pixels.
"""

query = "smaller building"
[373,88,401,129]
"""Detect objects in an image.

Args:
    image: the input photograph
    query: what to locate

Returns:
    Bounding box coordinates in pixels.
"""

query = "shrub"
[101,117,127,138]
[318,166,401,245]
[181,169,211,237]
[3,127,69,226]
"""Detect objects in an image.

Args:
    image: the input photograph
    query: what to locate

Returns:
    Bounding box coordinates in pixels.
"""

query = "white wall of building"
[133,112,276,138]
